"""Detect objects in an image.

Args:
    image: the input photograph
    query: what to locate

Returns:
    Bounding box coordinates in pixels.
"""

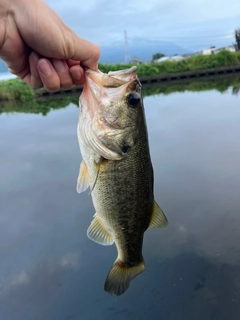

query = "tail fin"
[104,259,145,296]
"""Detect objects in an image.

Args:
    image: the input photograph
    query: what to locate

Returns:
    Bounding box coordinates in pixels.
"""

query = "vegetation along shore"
[1,50,240,102]
[1,74,240,116]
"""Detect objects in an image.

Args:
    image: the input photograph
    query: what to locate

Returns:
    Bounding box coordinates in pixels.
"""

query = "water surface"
[0,82,240,319]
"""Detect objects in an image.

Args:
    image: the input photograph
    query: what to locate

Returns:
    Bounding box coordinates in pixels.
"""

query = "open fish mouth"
[85,66,139,88]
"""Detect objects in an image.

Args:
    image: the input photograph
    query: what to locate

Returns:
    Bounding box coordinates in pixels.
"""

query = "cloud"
[44,0,240,50]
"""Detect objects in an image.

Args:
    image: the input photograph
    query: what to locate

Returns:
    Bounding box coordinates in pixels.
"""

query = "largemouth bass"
[77,66,168,296]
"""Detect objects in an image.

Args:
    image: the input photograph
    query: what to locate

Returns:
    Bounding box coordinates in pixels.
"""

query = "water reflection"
[1,81,240,319]
[0,96,79,116]
[232,87,240,95]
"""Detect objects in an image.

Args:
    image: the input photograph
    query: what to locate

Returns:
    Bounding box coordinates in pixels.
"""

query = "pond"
[0,78,240,320]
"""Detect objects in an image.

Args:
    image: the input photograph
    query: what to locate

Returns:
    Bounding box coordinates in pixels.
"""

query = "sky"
[46,0,240,52]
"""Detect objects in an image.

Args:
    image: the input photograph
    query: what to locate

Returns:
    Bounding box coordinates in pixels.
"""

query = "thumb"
[66,31,100,71]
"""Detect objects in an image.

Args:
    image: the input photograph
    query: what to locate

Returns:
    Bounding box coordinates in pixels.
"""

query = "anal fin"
[148,200,168,228]
[87,215,114,246]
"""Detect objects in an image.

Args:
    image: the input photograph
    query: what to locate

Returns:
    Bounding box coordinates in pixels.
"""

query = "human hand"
[0,0,100,91]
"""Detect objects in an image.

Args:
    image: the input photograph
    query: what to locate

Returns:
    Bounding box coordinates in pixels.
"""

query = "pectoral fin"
[148,201,168,228]
[87,215,114,246]
[76,161,90,193]
[90,160,101,194]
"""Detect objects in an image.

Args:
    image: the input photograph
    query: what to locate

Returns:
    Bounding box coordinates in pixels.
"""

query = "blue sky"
[46,0,240,51]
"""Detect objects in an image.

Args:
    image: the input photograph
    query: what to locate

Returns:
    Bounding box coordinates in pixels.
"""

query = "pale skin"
[0,0,100,91]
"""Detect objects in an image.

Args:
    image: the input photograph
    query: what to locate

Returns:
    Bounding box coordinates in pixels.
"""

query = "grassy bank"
[99,50,240,76]
[1,50,240,102]
[0,78,34,101]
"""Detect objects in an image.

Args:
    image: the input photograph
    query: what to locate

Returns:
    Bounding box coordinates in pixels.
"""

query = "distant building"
[199,46,236,56]
[214,46,236,53]
[156,55,185,63]
[156,56,170,63]
[201,48,214,55]
[168,55,185,61]
[225,46,236,52]
[183,54,194,58]
[130,57,142,64]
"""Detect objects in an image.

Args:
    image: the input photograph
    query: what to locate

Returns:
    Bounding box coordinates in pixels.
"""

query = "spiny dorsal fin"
[87,215,114,246]
[148,200,168,228]
[104,259,145,296]
[76,161,90,193]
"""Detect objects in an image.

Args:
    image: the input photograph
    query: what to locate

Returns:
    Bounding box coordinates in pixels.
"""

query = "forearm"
[0,0,13,50]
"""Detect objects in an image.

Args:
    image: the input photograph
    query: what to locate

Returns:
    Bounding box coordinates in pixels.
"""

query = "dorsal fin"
[76,161,89,193]
[87,215,114,246]
[148,201,168,228]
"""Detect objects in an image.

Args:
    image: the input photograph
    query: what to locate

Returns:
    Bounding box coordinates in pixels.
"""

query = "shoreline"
[1,74,240,115]
[1,49,240,101]
[34,65,240,99]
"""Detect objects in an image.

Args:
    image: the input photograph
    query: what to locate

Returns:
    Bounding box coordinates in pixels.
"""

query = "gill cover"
[78,67,142,160]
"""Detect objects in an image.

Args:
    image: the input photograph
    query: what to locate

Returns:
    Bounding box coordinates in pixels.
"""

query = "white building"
[156,55,185,63]
[200,46,236,55]
[201,48,214,55]
[156,56,170,63]
[168,55,185,61]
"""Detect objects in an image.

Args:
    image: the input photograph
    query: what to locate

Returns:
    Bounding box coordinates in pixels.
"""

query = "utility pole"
[124,30,130,63]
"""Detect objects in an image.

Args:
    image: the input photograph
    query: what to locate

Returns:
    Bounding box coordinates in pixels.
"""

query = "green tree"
[152,52,165,61]
[234,29,240,51]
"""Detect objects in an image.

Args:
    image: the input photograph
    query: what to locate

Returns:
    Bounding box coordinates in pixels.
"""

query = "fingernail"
[52,59,66,73]
[73,68,82,80]
[38,60,52,76]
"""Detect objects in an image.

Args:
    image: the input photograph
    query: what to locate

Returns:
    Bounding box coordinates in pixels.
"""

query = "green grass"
[99,50,240,77]
[0,78,34,101]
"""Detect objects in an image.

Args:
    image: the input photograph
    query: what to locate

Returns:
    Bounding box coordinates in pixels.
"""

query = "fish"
[77,66,168,296]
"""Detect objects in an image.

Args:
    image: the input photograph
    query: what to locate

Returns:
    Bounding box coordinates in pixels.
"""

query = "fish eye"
[122,145,131,154]
[127,93,140,107]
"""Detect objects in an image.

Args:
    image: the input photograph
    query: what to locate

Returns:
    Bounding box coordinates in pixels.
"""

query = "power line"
[124,30,131,63]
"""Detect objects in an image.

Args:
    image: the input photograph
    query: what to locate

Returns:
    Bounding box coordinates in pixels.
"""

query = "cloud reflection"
[11,271,29,286]
[59,252,81,270]
[2,251,81,298]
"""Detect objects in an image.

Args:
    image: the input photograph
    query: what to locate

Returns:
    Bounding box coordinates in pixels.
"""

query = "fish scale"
[77,66,168,295]
[91,132,152,261]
